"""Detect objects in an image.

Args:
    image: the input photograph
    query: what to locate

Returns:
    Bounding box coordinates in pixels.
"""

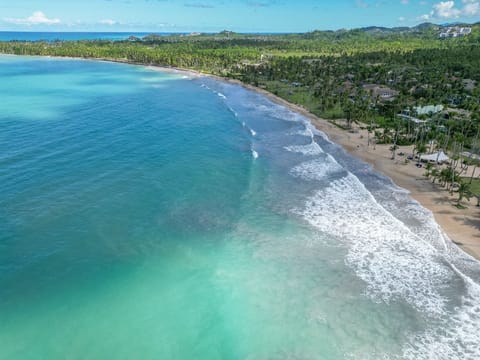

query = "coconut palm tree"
[424,163,433,178]
[430,168,439,183]
[457,181,472,206]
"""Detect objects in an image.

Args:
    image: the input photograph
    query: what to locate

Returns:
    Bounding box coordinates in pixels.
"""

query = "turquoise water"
[0,32,161,41]
[1,55,480,359]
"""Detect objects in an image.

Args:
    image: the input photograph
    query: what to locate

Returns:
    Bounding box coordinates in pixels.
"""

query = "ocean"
[0,32,176,42]
[1,55,479,359]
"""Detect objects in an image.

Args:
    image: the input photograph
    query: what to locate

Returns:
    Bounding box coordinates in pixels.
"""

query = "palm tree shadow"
[436,209,455,215]
[453,216,480,238]
[431,195,454,206]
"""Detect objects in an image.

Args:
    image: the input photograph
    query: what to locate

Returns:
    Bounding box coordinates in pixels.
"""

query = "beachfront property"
[461,151,480,161]
[415,104,444,116]
[397,105,452,128]
[419,151,450,164]
[397,113,427,125]
[362,84,399,101]
[439,27,472,38]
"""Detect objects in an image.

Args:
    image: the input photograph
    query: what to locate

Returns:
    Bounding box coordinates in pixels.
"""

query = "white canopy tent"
[419,151,449,164]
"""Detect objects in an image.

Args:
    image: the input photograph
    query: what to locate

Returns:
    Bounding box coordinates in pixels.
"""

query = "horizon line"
[0,21,478,35]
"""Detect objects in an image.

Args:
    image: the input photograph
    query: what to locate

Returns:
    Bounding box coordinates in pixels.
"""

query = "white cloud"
[398,16,407,21]
[423,0,480,19]
[99,19,118,25]
[355,0,369,8]
[418,10,434,20]
[400,0,410,5]
[4,11,61,25]
[433,1,461,18]
[462,1,480,16]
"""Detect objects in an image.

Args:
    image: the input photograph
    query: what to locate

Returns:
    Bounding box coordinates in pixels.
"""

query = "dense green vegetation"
[2,23,480,203]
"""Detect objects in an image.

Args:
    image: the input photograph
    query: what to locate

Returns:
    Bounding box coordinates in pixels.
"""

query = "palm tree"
[439,167,458,188]
[415,142,427,160]
[468,130,480,184]
[457,181,472,206]
[390,144,399,160]
[424,163,433,178]
[430,168,439,183]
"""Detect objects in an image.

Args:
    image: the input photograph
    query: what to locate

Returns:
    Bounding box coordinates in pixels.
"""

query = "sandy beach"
[221,78,480,260]
[316,124,480,259]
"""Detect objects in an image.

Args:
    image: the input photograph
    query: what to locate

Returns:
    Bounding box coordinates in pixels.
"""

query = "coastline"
[220,77,480,260]
[3,53,479,260]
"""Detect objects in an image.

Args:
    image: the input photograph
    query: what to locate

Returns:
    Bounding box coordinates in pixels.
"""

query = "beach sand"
[318,125,480,260]
[223,78,480,260]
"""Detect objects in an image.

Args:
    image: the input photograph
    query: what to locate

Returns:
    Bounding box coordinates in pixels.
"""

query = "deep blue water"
[1,55,480,359]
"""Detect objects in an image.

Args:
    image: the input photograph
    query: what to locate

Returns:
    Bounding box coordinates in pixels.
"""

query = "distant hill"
[358,22,479,33]
[164,23,479,41]
[298,22,479,41]
[358,22,440,34]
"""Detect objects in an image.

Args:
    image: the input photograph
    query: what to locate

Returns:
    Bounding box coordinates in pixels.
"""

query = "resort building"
[414,105,444,116]
[439,27,472,38]
[363,84,399,101]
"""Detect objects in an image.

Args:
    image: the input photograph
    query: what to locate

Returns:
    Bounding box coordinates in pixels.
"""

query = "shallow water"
[1,55,480,359]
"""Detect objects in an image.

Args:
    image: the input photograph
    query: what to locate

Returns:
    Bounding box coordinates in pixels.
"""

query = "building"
[439,27,472,38]
[397,113,427,125]
[415,105,444,116]
[363,84,399,101]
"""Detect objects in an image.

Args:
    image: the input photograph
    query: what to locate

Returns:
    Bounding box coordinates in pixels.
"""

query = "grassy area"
[262,80,321,112]
[466,178,480,197]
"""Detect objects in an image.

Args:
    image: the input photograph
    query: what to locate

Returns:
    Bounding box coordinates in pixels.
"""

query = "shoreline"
[3,53,479,260]
[219,77,480,260]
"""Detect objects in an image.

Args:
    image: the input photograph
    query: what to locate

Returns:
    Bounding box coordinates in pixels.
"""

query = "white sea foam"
[251,103,304,123]
[140,77,172,83]
[293,128,314,137]
[226,105,238,117]
[285,141,324,156]
[311,127,332,143]
[403,270,480,360]
[296,172,454,315]
[239,121,256,137]
[376,185,451,253]
[291,125,316,139]
[286,120,332,146]
[275,93,480,356]
[226,76,480,357]
[251,149,259,159]
[290,155,343,181]
[217,92,227,99]
[296,167,480,356]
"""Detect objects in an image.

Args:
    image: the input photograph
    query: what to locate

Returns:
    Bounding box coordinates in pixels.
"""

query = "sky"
[0,0,479,33]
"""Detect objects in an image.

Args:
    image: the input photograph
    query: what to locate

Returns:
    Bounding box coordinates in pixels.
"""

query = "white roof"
[415,105,444,115]
[397,114,426,124]
[420,151,449,162]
